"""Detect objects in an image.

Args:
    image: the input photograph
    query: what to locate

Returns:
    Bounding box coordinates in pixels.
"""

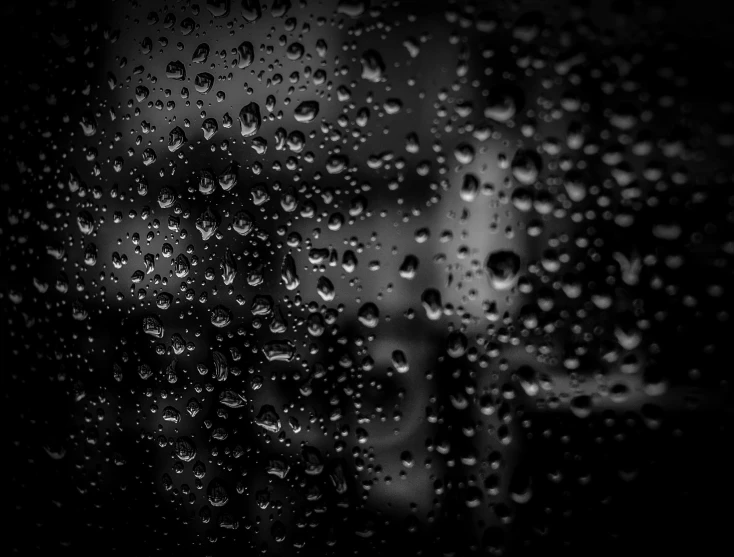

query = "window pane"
[3,0,734,555]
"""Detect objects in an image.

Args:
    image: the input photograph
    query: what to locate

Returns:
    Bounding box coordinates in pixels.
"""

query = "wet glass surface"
[3,0,734,555]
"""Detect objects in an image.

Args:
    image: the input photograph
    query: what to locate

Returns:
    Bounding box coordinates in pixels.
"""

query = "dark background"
[3,0,734,555]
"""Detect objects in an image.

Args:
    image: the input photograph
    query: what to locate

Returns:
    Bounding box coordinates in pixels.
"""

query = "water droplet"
[240,0,262,21]
[232,210,255,236]
[337,0,368,17]
[210,305,232,328]
[202,118,218,140]
[237,41,254,68]
[357,302,379,327]
[168,126,187,152]
[421,288,443,320]
[255,405,282,432]
[281,254,300,290]
[220,248,237,285]
[486,249,521,290]
[239,102,262,137]
[316,276,335,301]
[166,60,186,80]
[143,315,164,338]
[194,72,214,94]
[196,206,219,240]
[262,341,296,362]
[174,437,196,461]
[511,149,542,185]
[361,50,385,82]
[192,42,210,63]
[218,162,239,191]
[219,389,246,408]
[294,100,319,123]
[391,350,409,373]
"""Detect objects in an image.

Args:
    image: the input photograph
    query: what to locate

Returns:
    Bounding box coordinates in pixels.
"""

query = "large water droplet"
[294,100,319,123]
[486,249,522,290]
[361,50,385,82]
[510,149,542,185]
[239,102,262,137]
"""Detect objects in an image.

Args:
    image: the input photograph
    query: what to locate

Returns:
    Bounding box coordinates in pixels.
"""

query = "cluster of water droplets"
[3,0,734,554]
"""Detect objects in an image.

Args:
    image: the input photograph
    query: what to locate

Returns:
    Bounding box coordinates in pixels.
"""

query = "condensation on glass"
[3,0,734,555]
